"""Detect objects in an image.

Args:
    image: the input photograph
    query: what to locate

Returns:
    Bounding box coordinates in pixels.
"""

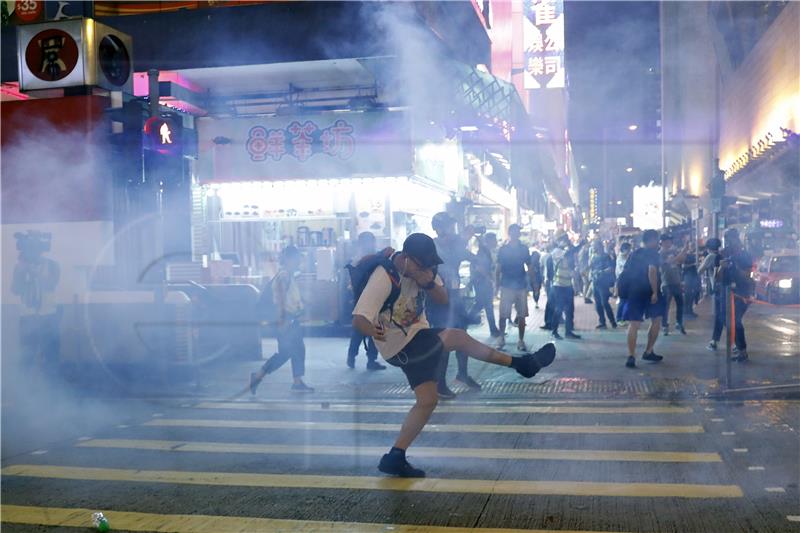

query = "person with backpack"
[698,237,724,351]
[615,241,632,326]
[351,233,557,478]
[619,230,665,368]
[346,232,386,371]
[428,212,479,397]
[712,229,754,362]
[249,245,314,394]
[589,238,617,329]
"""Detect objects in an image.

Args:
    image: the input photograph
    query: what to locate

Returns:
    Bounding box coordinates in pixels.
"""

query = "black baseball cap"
[402,233,444,268]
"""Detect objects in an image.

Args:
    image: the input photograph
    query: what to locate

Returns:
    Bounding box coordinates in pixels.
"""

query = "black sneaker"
[677,324,687,335]
[346,355,356,369]
[456,374,482,391]
[663,328,670,336]
[625,356,636,368]
[249,372,263,395]
[378,453,426,478]
[437,385,457,400]
[565,331,582,339]
[366,360,387,371]
[642,352,664,363]
[734,350,749,363]
[611,321,618,329]
[540,324,552,330]
[551,331,563,340]
[514,343,557,378]
[291,382,315,393]
[596,324,607,330]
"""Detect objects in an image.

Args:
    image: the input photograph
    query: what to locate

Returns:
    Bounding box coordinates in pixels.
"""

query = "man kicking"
[352,233,556,478]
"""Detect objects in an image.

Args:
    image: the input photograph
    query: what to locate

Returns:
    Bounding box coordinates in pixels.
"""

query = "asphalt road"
[2,297,799,532]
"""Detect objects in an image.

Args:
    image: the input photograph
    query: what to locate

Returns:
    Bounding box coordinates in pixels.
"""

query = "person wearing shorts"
[623,230,666,368]
[495,224,533,351]
[352,233,557,478]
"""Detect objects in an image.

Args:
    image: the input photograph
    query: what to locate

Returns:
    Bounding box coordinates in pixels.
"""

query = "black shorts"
[386,328,445,389]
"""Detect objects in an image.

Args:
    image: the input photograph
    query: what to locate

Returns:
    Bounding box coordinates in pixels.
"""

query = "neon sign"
[245,119,355,163]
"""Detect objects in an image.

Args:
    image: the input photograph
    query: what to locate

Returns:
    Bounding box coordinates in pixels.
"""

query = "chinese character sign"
[246,119,355,163]
[523,0,565,89]
[198,112,412,182]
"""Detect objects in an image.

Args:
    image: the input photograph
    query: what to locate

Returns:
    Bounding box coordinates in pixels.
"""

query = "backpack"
[617,249,651,299]
[346,247,402,315]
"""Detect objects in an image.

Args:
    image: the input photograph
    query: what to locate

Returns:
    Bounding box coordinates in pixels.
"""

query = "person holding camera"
[352,233,557,478]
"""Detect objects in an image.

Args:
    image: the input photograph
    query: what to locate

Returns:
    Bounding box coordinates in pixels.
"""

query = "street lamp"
[626,167,633,173]
[628,124,638,131]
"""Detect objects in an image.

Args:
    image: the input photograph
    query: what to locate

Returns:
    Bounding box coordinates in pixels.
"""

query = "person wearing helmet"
[429,211,480,397]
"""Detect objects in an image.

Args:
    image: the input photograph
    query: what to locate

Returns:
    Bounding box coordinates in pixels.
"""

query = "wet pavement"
[2,296,799,532]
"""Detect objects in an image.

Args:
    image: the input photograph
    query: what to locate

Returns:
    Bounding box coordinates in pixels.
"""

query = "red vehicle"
[753,253,800,304]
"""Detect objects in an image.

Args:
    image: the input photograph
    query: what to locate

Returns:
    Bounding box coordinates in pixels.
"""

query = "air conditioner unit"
[17,18,133,94]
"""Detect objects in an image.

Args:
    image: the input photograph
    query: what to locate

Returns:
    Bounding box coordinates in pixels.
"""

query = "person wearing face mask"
[550,232,584,340]
[352,233,557,478]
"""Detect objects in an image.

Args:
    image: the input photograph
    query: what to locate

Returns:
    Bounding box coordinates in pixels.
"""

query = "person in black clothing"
[590,239,617,329]
[715,229,755,362]
[529,249,544,310]
[468,232,500,337]
[622,230,666,368]
[346,232,386,370]
[699,238,723,351]
[429,212,479,397]
[540,241,557,331]
[682,250,701,318]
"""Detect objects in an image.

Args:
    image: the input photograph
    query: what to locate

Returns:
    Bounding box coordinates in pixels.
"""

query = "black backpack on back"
[346,247,402,314]
[617,248,651,299]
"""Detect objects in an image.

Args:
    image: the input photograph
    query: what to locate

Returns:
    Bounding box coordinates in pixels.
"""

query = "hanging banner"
[197,111,413,183]
[523,0,565,89]
[633,184,664,230]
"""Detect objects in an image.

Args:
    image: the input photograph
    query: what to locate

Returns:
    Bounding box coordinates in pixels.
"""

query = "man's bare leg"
[438,328,512,366]
[627,320,641,357]
[645,317,662,353]
[393,380,438,450]
[518,317,526,342]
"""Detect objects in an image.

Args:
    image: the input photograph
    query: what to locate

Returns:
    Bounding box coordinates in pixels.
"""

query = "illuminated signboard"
[759,219,784,229]
[523,0,565,89]
[589,187,599,223]
[633,184,663,230]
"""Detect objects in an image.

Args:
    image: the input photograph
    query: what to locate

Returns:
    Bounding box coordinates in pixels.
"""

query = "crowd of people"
[245,213,755,478]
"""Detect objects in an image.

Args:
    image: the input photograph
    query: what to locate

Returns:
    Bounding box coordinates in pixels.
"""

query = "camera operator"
[12,231,61,372]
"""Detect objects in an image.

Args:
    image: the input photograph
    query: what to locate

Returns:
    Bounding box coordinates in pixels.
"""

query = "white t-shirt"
[352,265,443,359]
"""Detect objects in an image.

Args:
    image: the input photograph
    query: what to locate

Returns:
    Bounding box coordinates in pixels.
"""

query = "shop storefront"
[190,109,457,324]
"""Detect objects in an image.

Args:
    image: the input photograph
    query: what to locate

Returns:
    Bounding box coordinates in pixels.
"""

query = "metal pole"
[148,69,160,118]
[602,128,608,219]
[659,1,667,231]
[725,285,733,389]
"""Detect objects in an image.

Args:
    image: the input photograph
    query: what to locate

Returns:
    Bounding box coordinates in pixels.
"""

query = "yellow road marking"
[2,465,743,498]
[196,401,693,415]
[145,418,705,434]
[78,438,722,463]
[0,504,628,533]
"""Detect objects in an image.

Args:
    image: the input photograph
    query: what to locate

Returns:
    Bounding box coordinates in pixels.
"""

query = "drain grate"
[379,378,699,398]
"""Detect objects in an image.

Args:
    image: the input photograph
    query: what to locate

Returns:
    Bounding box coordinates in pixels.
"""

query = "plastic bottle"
[92,512,110,532]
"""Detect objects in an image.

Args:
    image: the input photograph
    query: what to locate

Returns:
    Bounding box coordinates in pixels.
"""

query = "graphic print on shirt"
[390,289,427,329]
